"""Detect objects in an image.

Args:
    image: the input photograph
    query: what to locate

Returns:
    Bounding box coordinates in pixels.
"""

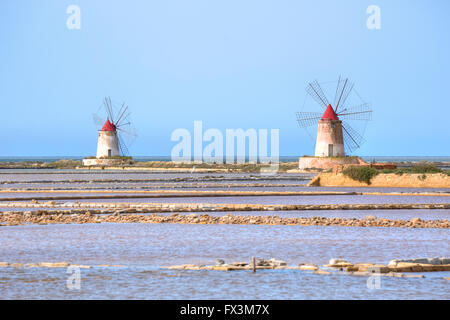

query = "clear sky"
[1,0,449,157]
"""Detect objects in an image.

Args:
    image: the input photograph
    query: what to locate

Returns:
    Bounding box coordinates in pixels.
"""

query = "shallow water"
[4,223,448,266]
[1,266,449,300]
[71,194,450,205]
[0,223,449,299]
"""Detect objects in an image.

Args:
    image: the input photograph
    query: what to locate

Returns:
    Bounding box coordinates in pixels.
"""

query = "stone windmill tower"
[297,77,372,157]
[314,104,345,157]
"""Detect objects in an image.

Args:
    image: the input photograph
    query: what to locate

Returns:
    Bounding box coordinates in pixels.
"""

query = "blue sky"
[1,0,449,157]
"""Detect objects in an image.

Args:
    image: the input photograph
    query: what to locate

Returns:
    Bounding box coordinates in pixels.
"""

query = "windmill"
[92,97,137,158]
[296,77,372,157]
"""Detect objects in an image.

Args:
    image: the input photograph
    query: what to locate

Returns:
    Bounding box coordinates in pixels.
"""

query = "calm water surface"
[0,223,449,299]
[69,194,450,205]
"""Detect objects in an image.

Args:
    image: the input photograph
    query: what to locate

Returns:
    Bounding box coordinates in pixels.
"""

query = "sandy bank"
[309,173,450,188]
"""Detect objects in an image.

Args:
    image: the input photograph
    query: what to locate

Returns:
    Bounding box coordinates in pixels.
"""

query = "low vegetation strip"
[1,211,448,228]
[339,164,450,186]
[0,160,299,172]
[381,164,449,175]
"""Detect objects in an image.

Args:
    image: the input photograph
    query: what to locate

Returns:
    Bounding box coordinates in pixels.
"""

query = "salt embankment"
[162,257,450,278]
[0,200,449,212]
[1,211,448,228]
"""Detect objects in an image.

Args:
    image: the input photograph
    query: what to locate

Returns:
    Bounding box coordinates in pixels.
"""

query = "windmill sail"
[117,133,130,157]
[296,112,323,128]
[92,113,104,128]
[337,103,372,121]
[306,80,330,109]
[334,78,354,112]
[103,97,114,123]
[342,120,365,154]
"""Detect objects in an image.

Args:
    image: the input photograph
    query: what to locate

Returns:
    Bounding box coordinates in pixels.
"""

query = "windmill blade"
[334,77,345,108]
[117,126,137,137]
[117,133,130,157]
[92,113,104,128]
[337,103,372,121]
[117,128,137,144]
[103,97,114,122]
[296,112,323,128]
[108,97,115,122]
[334,75,342,108]
[108,97,115,123]
[103,97,110,120]
[117,126,137,146]
[116,111,132,128]
[117,122,131,128]
[342,121,365,154]
[115,103,128,127]
[334,78,354,112]
[305,80,330,109]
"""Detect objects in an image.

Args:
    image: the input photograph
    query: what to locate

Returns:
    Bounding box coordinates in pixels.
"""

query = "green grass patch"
[342,166,379,185]
[98,156,133,160]
[418,174,427,181]
[382,163,444,175]
[344,163,449,184]
[408,163,442,173]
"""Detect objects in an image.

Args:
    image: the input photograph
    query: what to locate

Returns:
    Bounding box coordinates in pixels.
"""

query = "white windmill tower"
[97,117,120,158]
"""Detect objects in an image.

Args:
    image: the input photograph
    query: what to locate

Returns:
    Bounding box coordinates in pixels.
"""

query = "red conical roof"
[101,118,116,132]
[321,104,339,120]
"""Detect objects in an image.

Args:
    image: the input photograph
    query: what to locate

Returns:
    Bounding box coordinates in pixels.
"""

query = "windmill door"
[328,144,333,157]
[108,149,112,157]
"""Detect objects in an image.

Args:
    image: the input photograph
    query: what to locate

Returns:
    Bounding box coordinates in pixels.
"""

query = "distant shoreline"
[0,158,449,171]
[1,156,450,163]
